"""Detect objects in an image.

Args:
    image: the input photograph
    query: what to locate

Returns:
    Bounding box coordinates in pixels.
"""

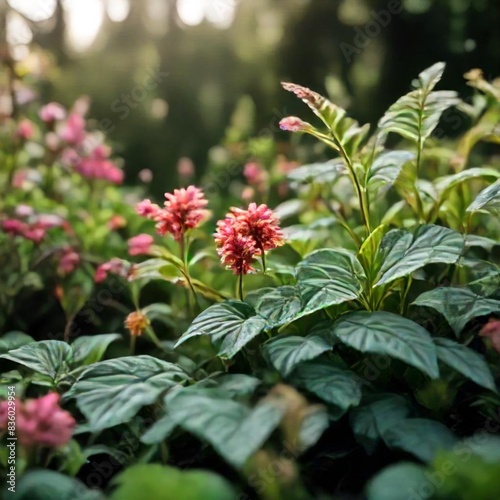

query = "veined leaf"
[291,360,363,410]
[174,301,267,359]
[262,335,331,377]
[433,337,496,391]
[287,160,347,185]
[71,334,121,367]
[375,224,465,286]
[0,331,34,354]
[248,286,302,328]
[64,356,188,431]
[331,311,439,378]
[296,249,365,316]
[413,287,500,335]
[383,418,458,463]
[434,167,500,199]
[467,178,500,214]
[165,387,286,468]
[366,150,415,192]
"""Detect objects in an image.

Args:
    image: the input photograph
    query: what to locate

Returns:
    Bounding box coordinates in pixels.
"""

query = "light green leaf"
[383,418,458,462]
[296,249,365,316]
[375,225,464,286]
[287,160,347,185]
[196,374,261,397]
[366,462,429,500]
[435,167,500,199]
[71,334,121,366]
[140,414,177,445]
[262,335,331,376]
[433,337,496,391]
[174,301,267,359]
[166,387,286,468]
[367,150,415,192]
[331,311,439,378]
[299,406,329,451]
[349,394,414,453]
[413,287,500,335]
[64,356,188,431]
[467,178,500,214]
[291,360,362,410]
[0,340,72,383]
[110,464,236,500]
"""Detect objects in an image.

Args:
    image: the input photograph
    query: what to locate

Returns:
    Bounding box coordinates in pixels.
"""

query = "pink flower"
[39,102,66,123]
[15,205,34,218]
[16,119,34,140]
[34,214,65,230]
[58,248,80,276]
[215,218,258,275]
[243,161,267,187]
[2,219,28,236]
[128,234,154,256]
[95,258,130,283]
[22,227,45,244]
[479,319,500,354]
[177,157,195,178]
[279,116,311,132]
[108,215,126,230]
[136,186,209,241]
[60,113,86,145]
[0,393,75,448]
[214,203,284,275]
[74,145,123,184]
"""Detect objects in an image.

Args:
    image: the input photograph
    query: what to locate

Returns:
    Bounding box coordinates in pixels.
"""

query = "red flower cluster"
[136,186,209,241]
[1,210,66,244]
[215,203,284,275]
[0,393,75,448]
[73,144,123,184]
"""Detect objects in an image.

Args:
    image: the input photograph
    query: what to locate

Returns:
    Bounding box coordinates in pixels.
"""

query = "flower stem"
[237,273,244,301]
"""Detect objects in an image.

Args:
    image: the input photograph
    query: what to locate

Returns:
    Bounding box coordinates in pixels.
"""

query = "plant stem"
[179,234,200,313]
[129,335,136,355]
[237,273,244,301]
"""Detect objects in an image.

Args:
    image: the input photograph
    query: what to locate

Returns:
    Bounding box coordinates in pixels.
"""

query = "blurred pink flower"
[138,169,153,183]
[95,258,130,283]
[0,393,75,448]
[2,219,28,237]
[177,157,195,178]
[39,102,66,123]
[16,119,34,140]
[45,132,61,152]
[241,186,255,202]
[128,234,154,256]
[74,145,124,184]
[479,319,500,354]
[60,113,86,145]
[58,247,80,276]
[108,215,127,230]
[14,205,34,218]
[243,161,268,187]
[137,186,209,241]
[279,116,311,132]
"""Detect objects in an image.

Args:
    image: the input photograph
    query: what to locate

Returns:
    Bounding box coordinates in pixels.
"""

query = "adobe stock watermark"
[340,0,404,64]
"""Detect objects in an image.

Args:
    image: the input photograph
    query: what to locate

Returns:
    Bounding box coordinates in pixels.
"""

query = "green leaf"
[433,337,496,391]
[0,331,34,354]
[287,160,347,185]
[467,178,500,214]
[174,301,266,359]
[349,394,414,453]
[378,62,459,145]
[331,311,439,378]
[435,167,500,199]
[0,340,72,383]
[291,360,362,410]
[367,150,415,192]
[299,406,329,450]
[375,225,464,286]
[248,286,302,328]
[262,335,331,376]
[196,373,261,397]
[296,249,365,316]
[12,470,104,500]
[166,387,286,468]
[141,414,177,445]
[71,334,121,367]
[110,464,236,500]
[64,356,188,431]
[383,418,458,462]
[413,287,500,335]
[366,462,429,500]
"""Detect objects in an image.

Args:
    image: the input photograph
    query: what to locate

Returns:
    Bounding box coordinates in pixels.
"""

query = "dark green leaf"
[71,334,121,367]
[249,286,303,328]
[367,150,415,192]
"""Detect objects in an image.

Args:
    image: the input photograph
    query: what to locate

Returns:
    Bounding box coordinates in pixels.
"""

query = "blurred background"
[2,0,499,197]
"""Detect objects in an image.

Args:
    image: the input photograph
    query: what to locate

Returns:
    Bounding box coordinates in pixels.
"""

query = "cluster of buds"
[124,310,150,337]
[215,203,284,275]
[0,393,75,448]
[95,258,132,283]
[136,186,209,242]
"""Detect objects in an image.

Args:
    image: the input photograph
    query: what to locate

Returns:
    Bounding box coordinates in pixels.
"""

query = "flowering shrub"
[1,63,500,499]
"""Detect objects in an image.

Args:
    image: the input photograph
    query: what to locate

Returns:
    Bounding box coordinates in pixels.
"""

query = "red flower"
[58,247,80,276]
[136,186,209,241]
[17,119,35,140]
[214,203,284,275]
[95,258,130,283]
[479,318,500,354]
[0,393,75,448]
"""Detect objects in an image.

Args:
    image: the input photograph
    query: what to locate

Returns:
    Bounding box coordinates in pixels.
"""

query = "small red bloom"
[279,116,311,132]
[58,247,80,276]
[95,258,130,283]
[60,113,86,145]
[479,318,500,354]
[136,186,209,241]
[17,119,35,140]
[128,234,154,256]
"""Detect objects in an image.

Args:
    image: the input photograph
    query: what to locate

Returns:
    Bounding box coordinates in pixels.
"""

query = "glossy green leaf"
[166,387,286,468]
[64,356,188,431]
[291,360,362,410]
[71,334,121,367]
[383,418,458,462]
[287,160,347,185]
[413,287,500,335]
[174,301,267,359]
[367,150,415,192]
[331,311,439,378]
[140,414,177,445]
[375,225,464,286]
[467,178,500,214]
[433,337,496,391]
[0,331,34,354]
[299,406,329,451]
[296,249,365,316]
[262,335,331,376]
[110,464,236,500]
[0,340,72,383]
